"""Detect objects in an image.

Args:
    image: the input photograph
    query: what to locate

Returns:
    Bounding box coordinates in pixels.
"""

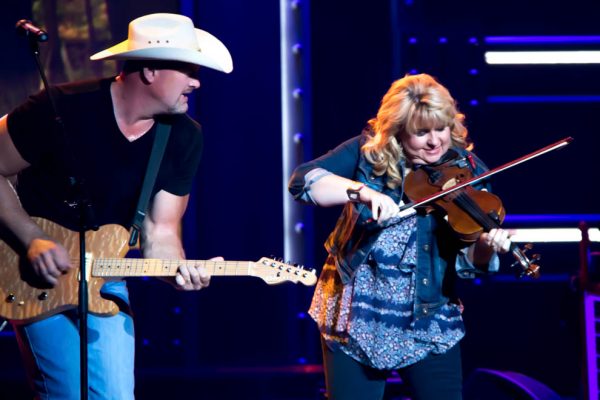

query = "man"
[0,13,232,399]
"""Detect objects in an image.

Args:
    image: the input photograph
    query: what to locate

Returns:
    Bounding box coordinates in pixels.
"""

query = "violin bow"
[399,136,573,213]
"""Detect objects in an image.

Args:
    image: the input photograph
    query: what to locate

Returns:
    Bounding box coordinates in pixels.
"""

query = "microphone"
[15,19,48,42]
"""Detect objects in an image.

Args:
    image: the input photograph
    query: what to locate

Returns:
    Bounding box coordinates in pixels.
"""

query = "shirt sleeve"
[7,87,62,165]
[455,247,500,279]
[157,115,203,196]
[288,135,363,202]
[297,168,333,204]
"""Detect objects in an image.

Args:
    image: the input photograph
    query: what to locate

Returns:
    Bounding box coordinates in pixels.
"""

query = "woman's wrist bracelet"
[346,183,365,203]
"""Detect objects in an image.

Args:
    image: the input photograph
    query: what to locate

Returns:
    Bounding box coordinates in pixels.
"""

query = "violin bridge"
[487,210,501,224]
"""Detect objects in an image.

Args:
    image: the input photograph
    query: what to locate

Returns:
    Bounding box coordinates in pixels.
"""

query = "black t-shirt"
[7,77,203,231]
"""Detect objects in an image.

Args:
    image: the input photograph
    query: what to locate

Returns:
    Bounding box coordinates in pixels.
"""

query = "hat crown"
[128,14,198,51]
[90,12,233,73]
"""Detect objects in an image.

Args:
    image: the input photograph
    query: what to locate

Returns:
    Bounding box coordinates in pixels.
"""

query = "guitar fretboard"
[93,259,253,277]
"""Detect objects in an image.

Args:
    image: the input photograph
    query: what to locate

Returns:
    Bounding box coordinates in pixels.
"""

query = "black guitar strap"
[128,121,171,246]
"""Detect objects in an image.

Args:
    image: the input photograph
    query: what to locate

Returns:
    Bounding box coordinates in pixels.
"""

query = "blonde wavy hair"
[363,73,471,189]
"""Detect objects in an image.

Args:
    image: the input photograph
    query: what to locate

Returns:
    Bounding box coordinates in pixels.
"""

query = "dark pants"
[321,338,463,400]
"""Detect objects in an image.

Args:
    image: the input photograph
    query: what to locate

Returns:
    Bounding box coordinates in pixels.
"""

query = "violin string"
[454,190,530,272]
[454,192,498,231]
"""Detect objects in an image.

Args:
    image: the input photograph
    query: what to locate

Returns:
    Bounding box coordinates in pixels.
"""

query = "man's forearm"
[141,226,185,260]
[0,176,46,248]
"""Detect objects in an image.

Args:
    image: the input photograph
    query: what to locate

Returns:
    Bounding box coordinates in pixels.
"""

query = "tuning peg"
[522,264,541,279]
[530,266,541,278]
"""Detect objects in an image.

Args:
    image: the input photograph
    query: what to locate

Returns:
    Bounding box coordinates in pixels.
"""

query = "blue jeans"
[11,284,135,400]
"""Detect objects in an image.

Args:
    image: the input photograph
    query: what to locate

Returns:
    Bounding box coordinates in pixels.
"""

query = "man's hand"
[26,238,72,286]
[173,256,223,291]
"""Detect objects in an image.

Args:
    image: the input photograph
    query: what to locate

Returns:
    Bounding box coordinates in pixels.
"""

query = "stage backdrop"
[0,1,596,399]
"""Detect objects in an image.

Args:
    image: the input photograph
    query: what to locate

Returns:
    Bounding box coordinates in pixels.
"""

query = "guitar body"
[0,217,130,322]
[1,218,317,323]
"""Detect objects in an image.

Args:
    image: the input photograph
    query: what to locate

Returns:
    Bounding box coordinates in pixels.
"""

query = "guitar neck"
[93,258,252,278]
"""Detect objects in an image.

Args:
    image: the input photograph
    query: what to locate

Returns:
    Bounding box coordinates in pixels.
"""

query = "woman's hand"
[469,228,511,267]
[358,187,400,223]
[479,228,511,254]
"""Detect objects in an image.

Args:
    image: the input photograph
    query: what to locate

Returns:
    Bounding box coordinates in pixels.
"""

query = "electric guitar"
[0,217,317,322]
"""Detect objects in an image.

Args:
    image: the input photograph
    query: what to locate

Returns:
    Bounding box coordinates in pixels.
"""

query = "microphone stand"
[24,33,96,400]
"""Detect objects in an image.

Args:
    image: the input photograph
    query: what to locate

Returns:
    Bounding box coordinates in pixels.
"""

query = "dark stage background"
[0,0,597,399]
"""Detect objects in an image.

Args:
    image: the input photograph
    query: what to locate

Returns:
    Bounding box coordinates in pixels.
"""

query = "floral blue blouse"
[309,213,465,370]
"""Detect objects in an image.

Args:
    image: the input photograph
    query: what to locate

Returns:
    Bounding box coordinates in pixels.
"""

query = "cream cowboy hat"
[90,13,233,73]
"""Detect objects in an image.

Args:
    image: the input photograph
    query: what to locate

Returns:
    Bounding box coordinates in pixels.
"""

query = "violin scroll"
[510,242,541,279]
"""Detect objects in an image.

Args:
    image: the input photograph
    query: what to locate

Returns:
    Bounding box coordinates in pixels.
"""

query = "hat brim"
[90,29,233,74]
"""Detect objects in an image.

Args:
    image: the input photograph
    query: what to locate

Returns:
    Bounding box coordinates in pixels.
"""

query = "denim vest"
[289,133,498,318]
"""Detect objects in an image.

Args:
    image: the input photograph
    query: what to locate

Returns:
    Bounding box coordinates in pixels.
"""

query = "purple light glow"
[504,214,600,223]
[489,274,571,283]
[485,36,600,44]
[584,292,599,399]
[488,95,600,104]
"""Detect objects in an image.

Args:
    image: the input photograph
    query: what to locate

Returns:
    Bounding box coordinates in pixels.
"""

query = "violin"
[403,149,545,278]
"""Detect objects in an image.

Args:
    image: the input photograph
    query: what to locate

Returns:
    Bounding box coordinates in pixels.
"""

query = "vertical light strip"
[281,0,295,264]
[280,0,316,366]
[281,0,312,266]
[584,292,599,399]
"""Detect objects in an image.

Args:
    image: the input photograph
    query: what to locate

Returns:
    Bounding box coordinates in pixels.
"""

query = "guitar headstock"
[250,257,317,286]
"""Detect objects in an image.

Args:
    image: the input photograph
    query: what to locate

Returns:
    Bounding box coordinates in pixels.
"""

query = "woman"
[288,73,511,400]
